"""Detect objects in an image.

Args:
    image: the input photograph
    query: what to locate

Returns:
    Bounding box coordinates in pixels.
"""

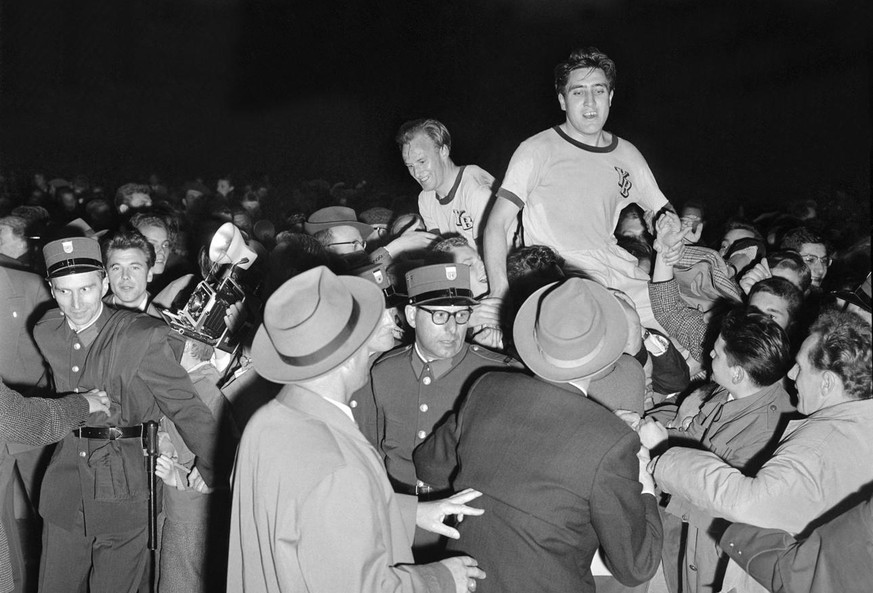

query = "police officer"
[34,237,221,593]
[351,263,521,497]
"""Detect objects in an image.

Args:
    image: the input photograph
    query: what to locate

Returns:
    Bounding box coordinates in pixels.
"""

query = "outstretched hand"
[417,488,485,539]
[654,211,690,255]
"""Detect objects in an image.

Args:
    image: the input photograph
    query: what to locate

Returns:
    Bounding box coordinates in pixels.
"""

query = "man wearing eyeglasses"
[779,227,831,290]
[351,263,521,506]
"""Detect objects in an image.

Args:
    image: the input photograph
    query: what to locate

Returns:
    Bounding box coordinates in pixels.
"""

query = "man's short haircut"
[749,276,804,324]
[779,226,828,254]
[395,119,452,152]
[0,215,28,238]
[723,219,764,242]
[554,47,616,95]
[114,183,150,208]
[807,308,872,401]
[507,245,565,284]
[431,235,471,253]
[767,250,812,293]
[719,306,792,387]
[129,212,175,245]
[101,229,156,268]
[313,228,336,248]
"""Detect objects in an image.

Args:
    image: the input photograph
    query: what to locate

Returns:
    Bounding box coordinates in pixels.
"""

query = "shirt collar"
[412,342,469,380]
[436,165,466,205]
[67,302,104,334]
[321,397,356,423]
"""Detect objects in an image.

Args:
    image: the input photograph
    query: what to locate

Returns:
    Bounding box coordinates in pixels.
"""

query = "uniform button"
[420,404,429,412]
[72,365,80,373]
[682,514,689,521]
[349,400,358,408]
[769,405,777,411]
[416,480,425,487]
[12,311,17,318]
[73,343,81,350]
[417,430,426,439]
[422,377,432,385]
[472,346,479,351]
[728,542,735,548]
[689,564,697,572]
[79,451,87,458]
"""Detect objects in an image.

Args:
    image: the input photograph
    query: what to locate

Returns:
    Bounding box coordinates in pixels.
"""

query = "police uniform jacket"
[351,342,521,490]
[34,306,220,536]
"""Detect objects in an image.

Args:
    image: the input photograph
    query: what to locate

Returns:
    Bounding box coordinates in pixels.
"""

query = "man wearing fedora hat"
[229,266,487,593]
[351,263,521,500]
[33,236,222,593]
[415,277,662,593]
[306,205,437,269]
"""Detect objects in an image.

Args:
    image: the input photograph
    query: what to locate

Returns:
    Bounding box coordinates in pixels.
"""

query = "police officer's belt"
[73,425,144,440]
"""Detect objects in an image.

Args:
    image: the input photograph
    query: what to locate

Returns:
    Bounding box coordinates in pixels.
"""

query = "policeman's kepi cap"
[43,237,104,278]
[355,263,407,308]
[405,263,478,306]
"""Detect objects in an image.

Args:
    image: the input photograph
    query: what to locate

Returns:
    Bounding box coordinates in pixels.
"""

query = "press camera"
[161,222,257,352]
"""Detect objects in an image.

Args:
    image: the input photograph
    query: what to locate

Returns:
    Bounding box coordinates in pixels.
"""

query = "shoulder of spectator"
[372,344,413,368]
[467,344,523,368]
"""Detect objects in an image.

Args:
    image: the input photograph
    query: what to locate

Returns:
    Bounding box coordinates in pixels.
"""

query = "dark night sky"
[1,0,869,224]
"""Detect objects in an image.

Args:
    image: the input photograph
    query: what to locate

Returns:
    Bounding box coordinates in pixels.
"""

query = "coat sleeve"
[589,431,663,586]
[0,379,89,447]
[296,466,452,593]
[653,443,821,533]
[720,494,873,593]
[136,325,222,487]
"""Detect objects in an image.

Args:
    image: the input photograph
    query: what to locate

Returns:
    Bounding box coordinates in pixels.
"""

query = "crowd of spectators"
[0,45,870,593]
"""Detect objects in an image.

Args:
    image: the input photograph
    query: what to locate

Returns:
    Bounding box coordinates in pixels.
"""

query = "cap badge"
[446,266,457,281]
[62,241,74,254]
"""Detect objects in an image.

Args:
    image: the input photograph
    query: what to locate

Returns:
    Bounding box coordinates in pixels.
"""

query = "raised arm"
[483,197,521,298]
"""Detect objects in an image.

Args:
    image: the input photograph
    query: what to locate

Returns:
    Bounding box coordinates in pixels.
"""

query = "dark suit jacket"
[34,306,220,536]
[0,265,52,391]
[414,372,662,593]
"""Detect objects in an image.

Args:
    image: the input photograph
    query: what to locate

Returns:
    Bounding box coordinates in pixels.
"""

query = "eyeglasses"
[417,306,472,326]
[800,253,831,267]
[328,240,366,250]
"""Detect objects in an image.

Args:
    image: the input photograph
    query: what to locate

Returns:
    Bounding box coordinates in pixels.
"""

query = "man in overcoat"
[228,266,487,593]
[415,277,663,593]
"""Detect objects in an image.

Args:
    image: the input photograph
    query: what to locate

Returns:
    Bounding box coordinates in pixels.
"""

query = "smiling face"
[106,247,153,308]
[137,224,170,275]
[50,271,109,330]
[401,133,451,194]
[558,67,613,145]
[798,242,829,288]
